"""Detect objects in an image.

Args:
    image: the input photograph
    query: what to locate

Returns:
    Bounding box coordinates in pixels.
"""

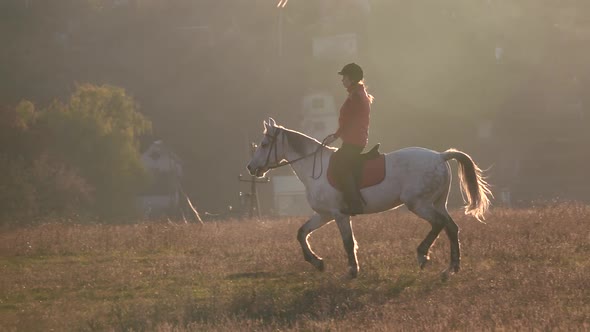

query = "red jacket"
[335,83,371,148]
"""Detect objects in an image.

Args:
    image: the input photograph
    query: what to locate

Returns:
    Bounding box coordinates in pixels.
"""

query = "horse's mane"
[270,125,336,156]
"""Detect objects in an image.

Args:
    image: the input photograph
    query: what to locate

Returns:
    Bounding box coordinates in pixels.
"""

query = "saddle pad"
[327,154,386,190]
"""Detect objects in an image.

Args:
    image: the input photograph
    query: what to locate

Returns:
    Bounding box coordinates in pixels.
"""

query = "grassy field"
[1,204,590,331]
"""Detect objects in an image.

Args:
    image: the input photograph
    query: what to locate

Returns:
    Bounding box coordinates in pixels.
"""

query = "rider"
[325,63,373,216]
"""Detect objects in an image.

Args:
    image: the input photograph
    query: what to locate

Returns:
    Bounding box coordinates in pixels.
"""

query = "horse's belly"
[363,199,404,214]
[360,176,404,213]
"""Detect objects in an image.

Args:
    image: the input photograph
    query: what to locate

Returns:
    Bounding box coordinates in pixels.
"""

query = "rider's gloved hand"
[324,133,338,146]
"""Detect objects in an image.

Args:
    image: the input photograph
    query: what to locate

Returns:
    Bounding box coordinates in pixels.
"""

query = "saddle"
[360,144,381,161]
[327,144,386,190]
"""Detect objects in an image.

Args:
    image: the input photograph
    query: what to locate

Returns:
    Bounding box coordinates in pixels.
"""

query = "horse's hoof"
[417,255,430,269]
[441,264,459,281]
[341,268,358,280]
[312,259,325,272]
[440,269,450,282]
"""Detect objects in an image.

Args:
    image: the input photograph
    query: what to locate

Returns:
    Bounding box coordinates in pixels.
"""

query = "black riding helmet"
[338,63,363,83]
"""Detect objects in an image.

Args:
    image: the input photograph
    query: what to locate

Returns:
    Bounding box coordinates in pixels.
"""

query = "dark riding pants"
[333,143,363,178]
[333,143,364,209]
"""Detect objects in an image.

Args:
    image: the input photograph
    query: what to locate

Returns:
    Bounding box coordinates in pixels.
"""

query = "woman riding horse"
[325,63,374,216]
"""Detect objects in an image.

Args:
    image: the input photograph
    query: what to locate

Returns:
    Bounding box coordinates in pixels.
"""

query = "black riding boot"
[340,175,364,216]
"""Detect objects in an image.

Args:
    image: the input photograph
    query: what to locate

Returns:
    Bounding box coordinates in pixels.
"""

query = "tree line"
[0,84,150,224]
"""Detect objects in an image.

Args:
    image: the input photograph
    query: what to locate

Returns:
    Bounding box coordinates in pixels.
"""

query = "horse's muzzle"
[247,164,267,177]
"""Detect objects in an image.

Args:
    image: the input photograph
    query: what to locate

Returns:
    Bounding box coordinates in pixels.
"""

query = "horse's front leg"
[297,214,333,272]
[335,215,359,278]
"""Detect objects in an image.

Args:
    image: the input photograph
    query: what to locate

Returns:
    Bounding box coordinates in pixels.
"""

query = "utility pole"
[239,143,270,219]
[277,4,284,57]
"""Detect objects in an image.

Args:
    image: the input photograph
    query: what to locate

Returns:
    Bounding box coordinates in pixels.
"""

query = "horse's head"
[247,117,287,177]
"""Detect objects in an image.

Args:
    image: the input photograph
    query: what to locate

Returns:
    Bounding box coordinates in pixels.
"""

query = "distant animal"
[247,118,492,279]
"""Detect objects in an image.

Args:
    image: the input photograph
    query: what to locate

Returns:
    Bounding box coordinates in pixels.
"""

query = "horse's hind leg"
[434,197,461,274]
[297,213,333,272]
[407,201,447,269]
[443,217,460,273]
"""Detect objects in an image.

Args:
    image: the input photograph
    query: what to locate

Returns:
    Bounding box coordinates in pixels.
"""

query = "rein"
[263,129,329,179]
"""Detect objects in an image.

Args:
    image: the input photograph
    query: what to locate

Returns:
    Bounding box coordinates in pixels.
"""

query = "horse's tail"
[441,149,493,222]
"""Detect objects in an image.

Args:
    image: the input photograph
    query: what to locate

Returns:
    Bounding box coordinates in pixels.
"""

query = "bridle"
[260,128,328,179]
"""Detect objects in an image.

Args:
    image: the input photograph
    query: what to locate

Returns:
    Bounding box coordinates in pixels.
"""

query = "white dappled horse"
[247,118,492,279]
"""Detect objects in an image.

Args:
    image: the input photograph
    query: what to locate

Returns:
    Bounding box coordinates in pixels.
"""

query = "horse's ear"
[269,117,277,127]
[263,120,269,132]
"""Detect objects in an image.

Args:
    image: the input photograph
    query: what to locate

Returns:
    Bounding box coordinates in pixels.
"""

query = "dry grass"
[1,204,590,331]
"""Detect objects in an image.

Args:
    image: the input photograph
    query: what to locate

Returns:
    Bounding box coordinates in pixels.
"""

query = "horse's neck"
[285,136,331,186]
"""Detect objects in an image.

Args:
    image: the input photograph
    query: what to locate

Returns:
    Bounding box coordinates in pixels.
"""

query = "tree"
[0,101,93,223]
[41,84,152,219]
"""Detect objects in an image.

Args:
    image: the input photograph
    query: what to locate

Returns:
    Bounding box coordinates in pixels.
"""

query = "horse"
[247,118,492,279]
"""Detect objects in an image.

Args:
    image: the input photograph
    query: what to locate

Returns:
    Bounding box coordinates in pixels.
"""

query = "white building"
[138,140,183,218]
[272,175,313,216]
[301,92,339,140]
